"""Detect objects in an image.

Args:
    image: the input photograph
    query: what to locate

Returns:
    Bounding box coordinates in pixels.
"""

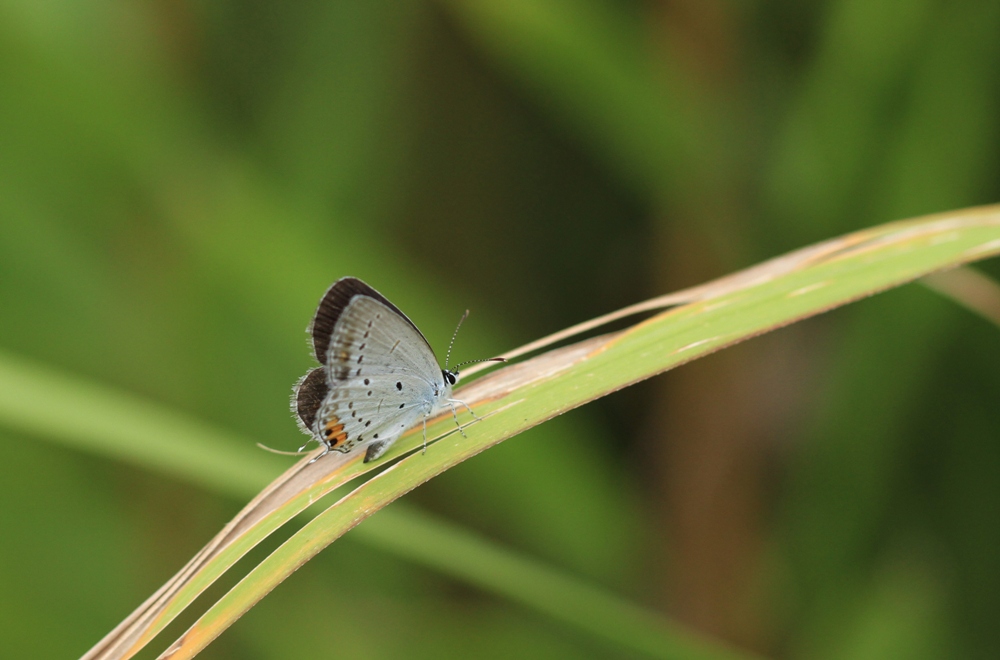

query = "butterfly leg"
[447,401,469,438]
[448,398,483,422]
[421,412,429,454]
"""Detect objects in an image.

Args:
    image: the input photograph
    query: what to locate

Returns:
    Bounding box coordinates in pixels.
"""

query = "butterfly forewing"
[328,296,441,379]
[309,277,428,364]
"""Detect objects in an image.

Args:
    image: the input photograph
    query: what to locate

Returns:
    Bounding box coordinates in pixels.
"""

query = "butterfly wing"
[292,367,328,436]
[313,295,449,461]
[326,294,441,382]
[308,277,429,365]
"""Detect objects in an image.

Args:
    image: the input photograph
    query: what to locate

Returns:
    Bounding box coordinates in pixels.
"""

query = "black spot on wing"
[292,367,328,432]
[308,277,427,364]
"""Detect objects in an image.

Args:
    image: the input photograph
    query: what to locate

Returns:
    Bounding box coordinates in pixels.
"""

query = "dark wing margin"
[308,277,426,364]
[292,367,329,435]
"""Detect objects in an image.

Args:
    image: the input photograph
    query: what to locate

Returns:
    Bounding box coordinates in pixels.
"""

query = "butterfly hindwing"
[292,367,328,435]
[315,387,430,458]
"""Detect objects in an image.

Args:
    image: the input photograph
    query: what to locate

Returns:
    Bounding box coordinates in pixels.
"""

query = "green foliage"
[2,0,1000,658]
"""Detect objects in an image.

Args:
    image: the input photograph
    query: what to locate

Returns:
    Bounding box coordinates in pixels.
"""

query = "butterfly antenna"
[445,309,470,370]
[451,356,507,371]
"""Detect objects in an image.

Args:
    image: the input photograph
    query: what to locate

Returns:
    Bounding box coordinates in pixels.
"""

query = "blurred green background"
[2,0,1000,658]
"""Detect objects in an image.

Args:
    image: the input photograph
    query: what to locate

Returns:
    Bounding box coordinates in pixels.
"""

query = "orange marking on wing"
[324,416,348,447]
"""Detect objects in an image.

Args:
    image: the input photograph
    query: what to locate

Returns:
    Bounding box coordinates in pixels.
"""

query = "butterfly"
[292,277,503,462]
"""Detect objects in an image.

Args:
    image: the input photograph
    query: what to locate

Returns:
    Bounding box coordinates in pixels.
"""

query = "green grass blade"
[0,352,282,495]
[162,206,1000,658]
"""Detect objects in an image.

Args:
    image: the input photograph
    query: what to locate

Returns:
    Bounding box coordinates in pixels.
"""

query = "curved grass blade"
[163,206,1000,658]
[0,352,283,496]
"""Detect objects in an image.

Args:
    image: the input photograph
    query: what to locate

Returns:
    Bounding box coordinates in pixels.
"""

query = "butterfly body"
[293,278,459,463]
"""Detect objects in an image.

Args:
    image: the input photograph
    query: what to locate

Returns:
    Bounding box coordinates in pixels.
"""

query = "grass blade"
[163,206,1000,657]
